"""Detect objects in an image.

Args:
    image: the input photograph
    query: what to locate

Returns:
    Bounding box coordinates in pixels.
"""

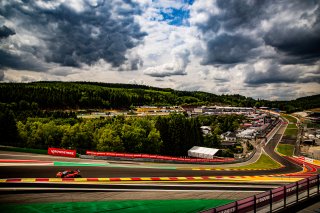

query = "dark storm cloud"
[0,25,15,38]
[196,0,266,65]
[244,62,320,85]
[264,8,320,64]
[197,0,320,65]
[0,49,48,71]
[214,0,267,32]
[202,33,259,65]
[0,70,4,81]
[194,0,320,86]
[0,0,146,71]
[196,0,267,34]
[245,63,299,85]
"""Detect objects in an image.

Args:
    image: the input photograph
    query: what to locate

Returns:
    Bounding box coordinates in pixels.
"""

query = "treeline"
[253,95,320,113]
[0,111,243,156]
[0,82,318,113]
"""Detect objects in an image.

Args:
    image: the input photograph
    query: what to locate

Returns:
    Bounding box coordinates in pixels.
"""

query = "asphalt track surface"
[0,165,294,178]
[263,121,304,174]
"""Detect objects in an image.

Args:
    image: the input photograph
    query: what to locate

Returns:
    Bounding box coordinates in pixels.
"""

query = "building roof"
[221,142,237,146]
[188,146,220,159]
[200,126,211,130]
[221,131,237,138]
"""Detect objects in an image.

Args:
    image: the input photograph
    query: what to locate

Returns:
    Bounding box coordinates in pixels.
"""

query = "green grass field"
[284,128,298,137]
[277,144,294,156]
[286,123,297,129]
[0,199,234,213]
[281,114,297,123]
[232,154,282,170]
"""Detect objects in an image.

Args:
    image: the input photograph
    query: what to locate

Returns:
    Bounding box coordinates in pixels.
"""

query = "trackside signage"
[48,148,76,158]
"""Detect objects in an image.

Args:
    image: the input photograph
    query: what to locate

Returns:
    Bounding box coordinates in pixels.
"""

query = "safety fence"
[200,174,320,213]
[85,150,234,163]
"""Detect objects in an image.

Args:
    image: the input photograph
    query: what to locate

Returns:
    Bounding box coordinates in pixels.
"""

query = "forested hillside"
[0,81,254,109]
[1,81,317,156]
[0,82,319,112]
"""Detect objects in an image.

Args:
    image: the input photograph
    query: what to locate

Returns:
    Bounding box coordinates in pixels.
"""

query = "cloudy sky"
[0,0,319,100]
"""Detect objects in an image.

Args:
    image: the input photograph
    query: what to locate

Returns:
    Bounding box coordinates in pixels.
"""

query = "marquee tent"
[188,146,220,159]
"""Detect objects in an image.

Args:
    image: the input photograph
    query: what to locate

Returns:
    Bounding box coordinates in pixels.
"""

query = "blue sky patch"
[154,0,194,26]
[160,7,190,26]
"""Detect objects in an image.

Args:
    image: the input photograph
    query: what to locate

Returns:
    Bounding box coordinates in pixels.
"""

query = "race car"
[56,169,82,178]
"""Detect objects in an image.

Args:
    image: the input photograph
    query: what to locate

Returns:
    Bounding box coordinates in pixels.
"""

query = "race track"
[0,121,310,180]
[0,164,297,179]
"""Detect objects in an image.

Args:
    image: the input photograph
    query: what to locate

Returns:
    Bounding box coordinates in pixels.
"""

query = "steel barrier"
[200,174,320,213]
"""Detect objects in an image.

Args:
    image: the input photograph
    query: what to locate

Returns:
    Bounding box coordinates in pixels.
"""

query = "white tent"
[188,146,220,159]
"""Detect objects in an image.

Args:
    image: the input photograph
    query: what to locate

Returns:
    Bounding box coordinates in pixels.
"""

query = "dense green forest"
[0,111,243,157]
[0,82,319,113]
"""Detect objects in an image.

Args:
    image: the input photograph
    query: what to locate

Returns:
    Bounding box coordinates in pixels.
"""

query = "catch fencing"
[85,150,234,163]
[200,174,320,213]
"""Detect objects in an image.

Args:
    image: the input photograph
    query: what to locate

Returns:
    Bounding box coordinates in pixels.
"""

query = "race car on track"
[56,169,82,178]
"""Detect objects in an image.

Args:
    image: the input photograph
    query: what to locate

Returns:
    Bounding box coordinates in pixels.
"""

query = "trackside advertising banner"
[48,148,76,158]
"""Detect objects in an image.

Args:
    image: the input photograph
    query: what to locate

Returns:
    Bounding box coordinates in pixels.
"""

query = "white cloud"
[128,79,145,85]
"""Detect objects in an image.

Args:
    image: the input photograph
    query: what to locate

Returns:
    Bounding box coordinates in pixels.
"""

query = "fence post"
[307,178,310,198]
[270,190,272,212]
[254,195,257,213]
[235,201,238,212]
[284,186,286,209]
[296,182,299,202]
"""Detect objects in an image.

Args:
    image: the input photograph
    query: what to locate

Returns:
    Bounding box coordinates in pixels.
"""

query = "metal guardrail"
[200,174,320,213]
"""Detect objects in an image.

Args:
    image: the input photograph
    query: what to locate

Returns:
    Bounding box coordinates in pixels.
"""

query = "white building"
[200,126,212,135]
[221,131,237,141]
[188,146,220,159]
